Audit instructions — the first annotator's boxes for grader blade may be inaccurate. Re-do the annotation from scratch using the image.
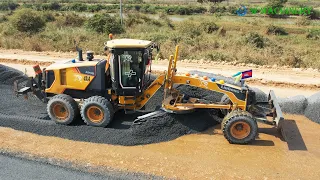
[251,90,285,138]
[269,90,284,130]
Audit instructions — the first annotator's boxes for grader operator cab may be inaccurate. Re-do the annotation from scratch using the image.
[14,38,284,145]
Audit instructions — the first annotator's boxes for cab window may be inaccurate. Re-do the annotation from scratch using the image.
[118,50,142,88]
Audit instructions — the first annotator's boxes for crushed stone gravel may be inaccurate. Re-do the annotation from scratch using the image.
[1,64,319,146]
[304,92,320,124]
[278,95,307,115]
[249,87,268,102]
[0,64,219,146]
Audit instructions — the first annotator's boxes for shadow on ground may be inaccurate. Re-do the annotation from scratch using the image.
[259,119,307,151]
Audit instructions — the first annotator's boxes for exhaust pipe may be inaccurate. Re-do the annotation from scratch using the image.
[78,49,83,61]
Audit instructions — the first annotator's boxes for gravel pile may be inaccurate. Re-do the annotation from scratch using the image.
[278,95,307,115]
[304,92,320,124]
[0,65,28,85]
[176,85,225,103]
[250,87,268,102]
[0,64,218,146]
[143,75,164,111]
[1,64,319,146]
[0,85,49,120]
[131,109,219,139]
[0,65,48,119]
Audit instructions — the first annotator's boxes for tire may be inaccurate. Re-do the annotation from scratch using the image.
[207,109,223,123]
[221,110,233,125]
[81,96,114,127]
[47,94,79,125]
[220,94,232,116]
[222,110,258,144]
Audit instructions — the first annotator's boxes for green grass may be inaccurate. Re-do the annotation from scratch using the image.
[0,8,319,69]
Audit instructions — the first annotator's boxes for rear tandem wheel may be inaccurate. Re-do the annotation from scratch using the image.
[80,96,114,127]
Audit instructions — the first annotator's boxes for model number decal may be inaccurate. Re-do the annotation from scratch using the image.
[84,76,91,81]
[74,74,82,82]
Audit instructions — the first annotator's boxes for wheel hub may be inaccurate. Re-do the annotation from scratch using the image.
[235,124,244,131]
[87,106,104,123]
[230,121,251,139]
[52,103,69,120]
[94,109,101,116]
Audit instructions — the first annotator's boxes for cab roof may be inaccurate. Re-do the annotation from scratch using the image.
[106,39,153,48]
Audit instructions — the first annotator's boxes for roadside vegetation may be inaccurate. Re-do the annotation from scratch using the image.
[1,0,320,17]
[0,0,319,69]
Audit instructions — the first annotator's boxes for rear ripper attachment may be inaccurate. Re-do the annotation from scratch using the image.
[13,64,47,103]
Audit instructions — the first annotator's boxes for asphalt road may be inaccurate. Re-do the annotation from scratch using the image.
[0,154,132,180]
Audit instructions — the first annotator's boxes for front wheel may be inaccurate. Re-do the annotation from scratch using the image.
[222,110,258,144]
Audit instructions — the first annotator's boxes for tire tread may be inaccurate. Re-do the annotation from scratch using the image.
[222,110,257,144]
[80,96,114,127]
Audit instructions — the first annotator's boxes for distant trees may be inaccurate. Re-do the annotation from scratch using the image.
[10,9,46,34]
[0,2,19,11]
[197,0,226,3]
[85,14,124,34]
[267,0,288,9]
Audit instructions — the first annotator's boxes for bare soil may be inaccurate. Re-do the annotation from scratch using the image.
[0,114,320,179]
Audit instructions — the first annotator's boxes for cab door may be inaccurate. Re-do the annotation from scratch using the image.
[141,48,152,90]
[109,49,144,96]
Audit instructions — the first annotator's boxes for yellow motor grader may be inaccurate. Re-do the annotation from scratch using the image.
[14,38,284,144]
